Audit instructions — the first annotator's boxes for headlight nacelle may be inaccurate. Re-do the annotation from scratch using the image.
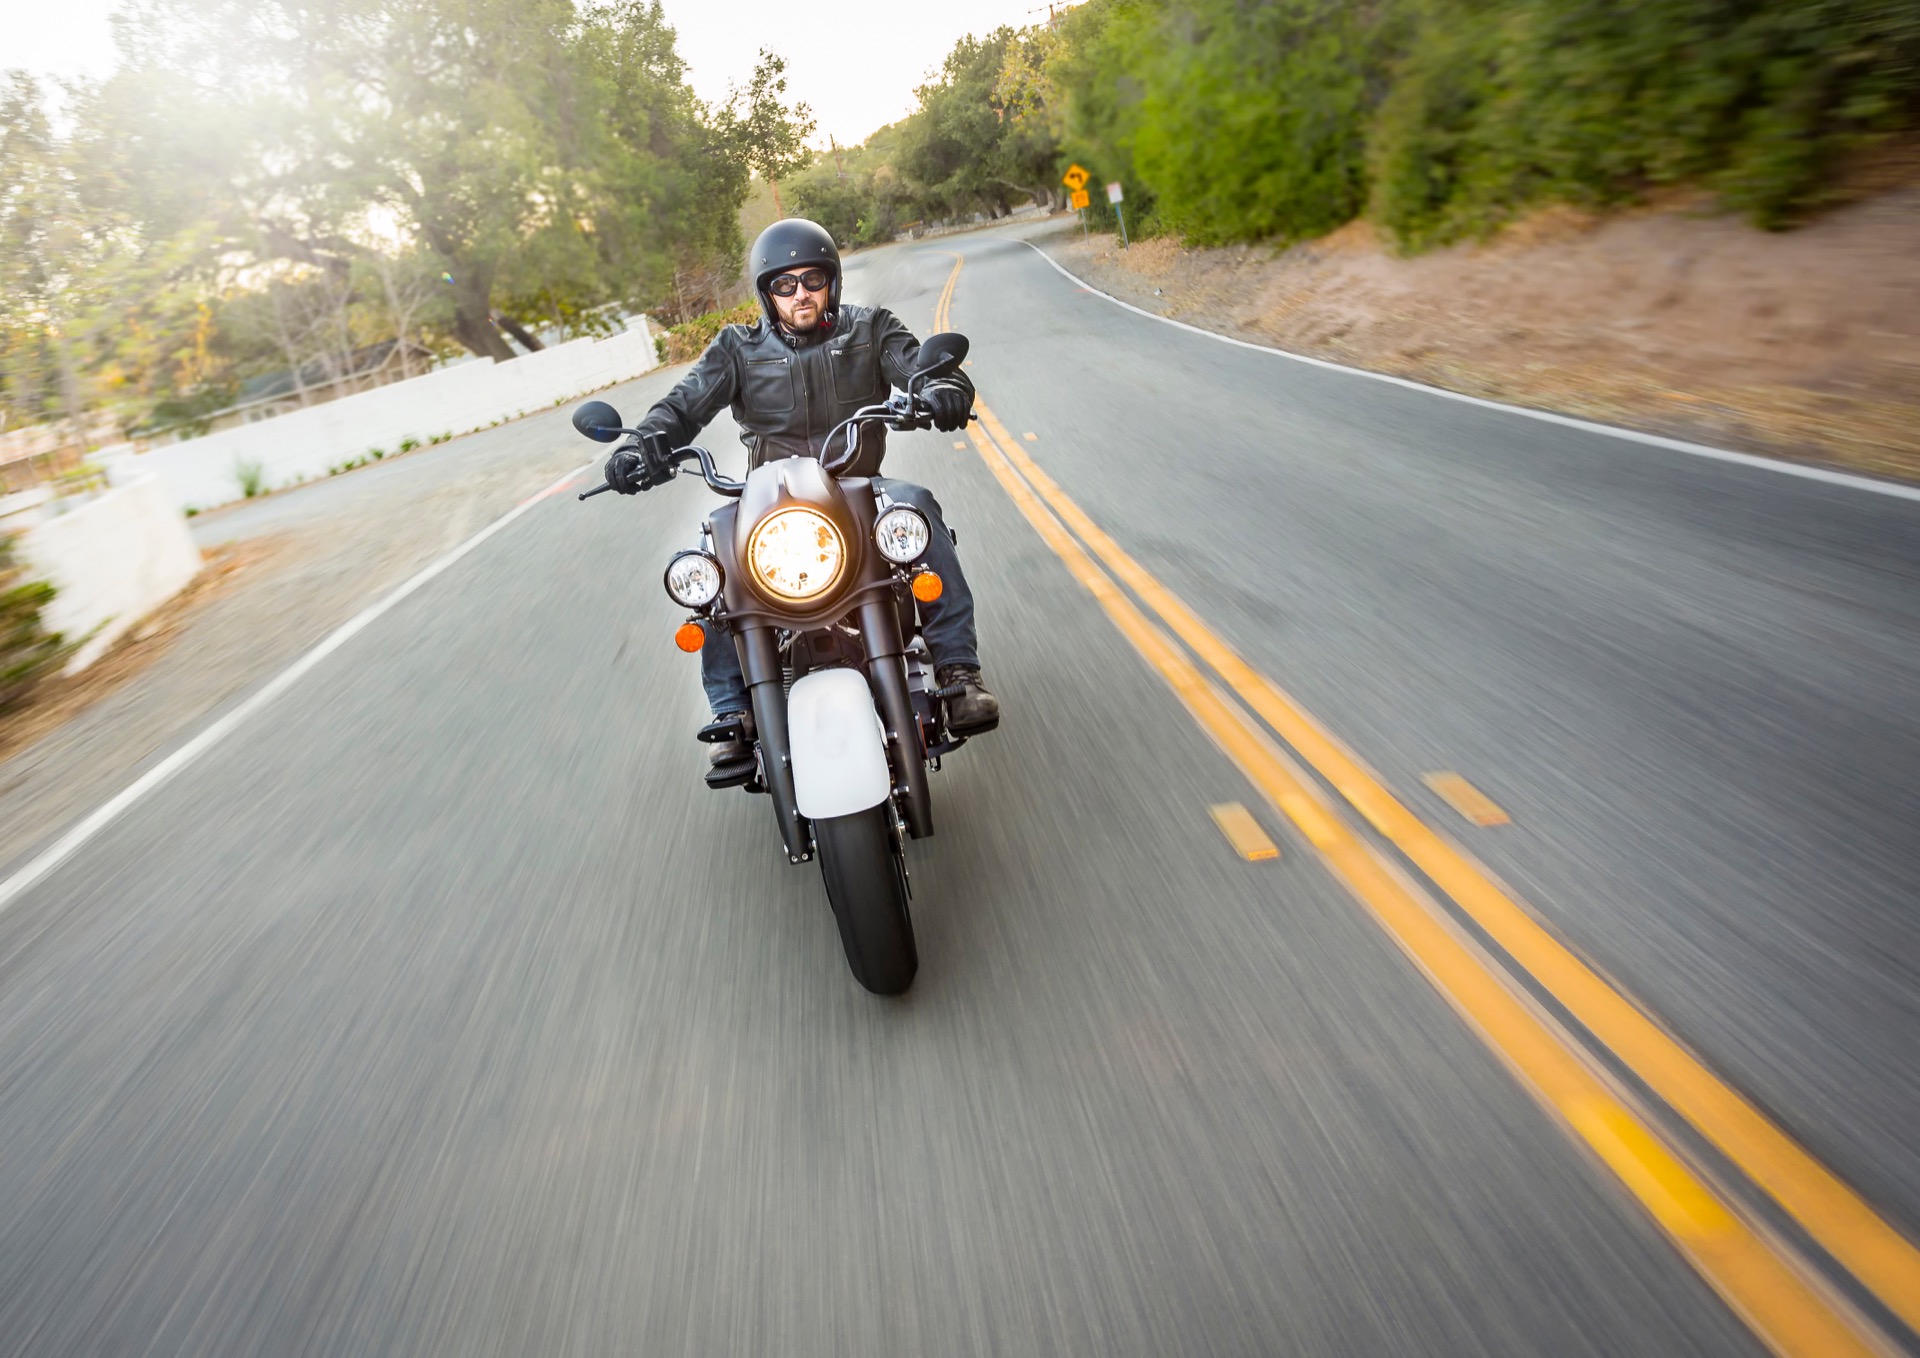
[746,507,847,603]
[874,505,932,564]
[664,550,724,608]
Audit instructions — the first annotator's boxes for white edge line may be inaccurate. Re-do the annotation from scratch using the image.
[1012,238,1920,505]
[0,462,596,917]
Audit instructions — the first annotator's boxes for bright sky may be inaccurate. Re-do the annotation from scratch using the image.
[2,0,1055,145]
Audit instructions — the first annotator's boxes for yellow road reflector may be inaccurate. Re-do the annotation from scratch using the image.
[1023,432,1038,441]
[1209,803,1280,861]
[1424,772,1511,826]
[953,441,967,450]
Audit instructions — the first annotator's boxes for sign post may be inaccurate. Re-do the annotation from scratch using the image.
[1062,164,1091,242]
[1106,181,1128,249]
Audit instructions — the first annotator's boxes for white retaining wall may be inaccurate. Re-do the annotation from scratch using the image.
[22,476,203,674]
[105,320,658,511]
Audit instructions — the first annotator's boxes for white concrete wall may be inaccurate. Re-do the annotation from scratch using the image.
[105,319,658,512]
[21,476,203,674]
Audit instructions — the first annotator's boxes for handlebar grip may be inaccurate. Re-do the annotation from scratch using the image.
[578,482,615,500]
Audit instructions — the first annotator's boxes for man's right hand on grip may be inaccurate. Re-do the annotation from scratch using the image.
[605,431,678,495]
[604,447,645,494]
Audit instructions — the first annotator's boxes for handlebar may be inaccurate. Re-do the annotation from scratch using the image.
[581,391,975,501]
[820,390,975,476]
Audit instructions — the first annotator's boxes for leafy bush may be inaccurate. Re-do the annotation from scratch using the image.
[234,459,268,498]
[808,0,1920,254]
[0,535,64,710]
[1371,0,1920,245]
[661,300,761,364]
[1131,0,1390,244]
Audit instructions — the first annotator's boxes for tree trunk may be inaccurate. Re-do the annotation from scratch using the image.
[492,311,545,353]
[770,177,785,218]
[447,271,516,362]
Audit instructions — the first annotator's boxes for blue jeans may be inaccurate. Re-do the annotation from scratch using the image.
[702,477,979,716]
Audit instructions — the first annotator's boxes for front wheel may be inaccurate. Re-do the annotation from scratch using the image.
[815,805,917,995]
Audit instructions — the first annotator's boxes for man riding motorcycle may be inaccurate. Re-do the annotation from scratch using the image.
[603,218,1000,779]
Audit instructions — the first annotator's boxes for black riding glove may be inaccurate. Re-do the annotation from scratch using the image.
[925,382,972,433]
[604,448,645,494]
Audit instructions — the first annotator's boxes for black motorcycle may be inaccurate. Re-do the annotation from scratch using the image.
[572,332,988,995]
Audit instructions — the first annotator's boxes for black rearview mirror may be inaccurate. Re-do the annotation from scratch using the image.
[913,332,969,382]
[572,400,625,443]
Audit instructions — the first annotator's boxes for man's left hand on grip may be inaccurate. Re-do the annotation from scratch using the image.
[925,383,972,433]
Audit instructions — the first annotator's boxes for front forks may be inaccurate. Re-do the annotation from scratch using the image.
[857,599,935,841]
[733,597,937,867]
[740,627,811,864]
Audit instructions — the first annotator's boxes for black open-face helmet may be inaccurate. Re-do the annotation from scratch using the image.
[750,218,841,332]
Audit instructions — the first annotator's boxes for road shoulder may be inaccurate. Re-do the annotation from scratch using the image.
[1010,191,1920,484]
[0,374,677,878]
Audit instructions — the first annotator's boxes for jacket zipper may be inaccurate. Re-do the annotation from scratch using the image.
[800,351,812,457]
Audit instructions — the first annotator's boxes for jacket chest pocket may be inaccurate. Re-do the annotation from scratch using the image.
[741,354,796,412]
[829,343,883,405]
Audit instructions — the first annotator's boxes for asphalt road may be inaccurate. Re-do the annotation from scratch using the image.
[0,228,1914,1356]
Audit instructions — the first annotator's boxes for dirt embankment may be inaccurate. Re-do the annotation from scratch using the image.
[1046,187,1920,481]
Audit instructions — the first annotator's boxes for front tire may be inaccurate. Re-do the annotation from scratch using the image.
[815,805,917,995]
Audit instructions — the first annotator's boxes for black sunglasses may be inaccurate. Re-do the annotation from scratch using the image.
[766,267,832,297]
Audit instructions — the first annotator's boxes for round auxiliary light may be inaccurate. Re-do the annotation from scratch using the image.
[746,507,846,603]
[874,505,932,564]
[664,551,724,608]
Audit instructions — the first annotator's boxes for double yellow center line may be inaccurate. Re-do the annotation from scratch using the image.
[931,251,1919,1356]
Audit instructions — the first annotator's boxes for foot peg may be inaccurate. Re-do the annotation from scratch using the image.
[946,711,999,737]
[705,758,757,790]
[700,711,756,789]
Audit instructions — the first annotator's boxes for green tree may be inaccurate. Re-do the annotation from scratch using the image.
[109,0,740,359]
[716,50,817,219]
[0,71,216,436]
[1131,0,1390,245]
[578,0,748,320]
[896,30,1046,219]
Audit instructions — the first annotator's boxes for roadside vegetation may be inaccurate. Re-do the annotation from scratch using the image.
[660,301,762,365]
[790,0,1920,250]
[5,0,1914,454]
[0,533,63,711]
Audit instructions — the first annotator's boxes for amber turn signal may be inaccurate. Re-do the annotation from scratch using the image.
[674,621,706,653]
[911,570,943,603]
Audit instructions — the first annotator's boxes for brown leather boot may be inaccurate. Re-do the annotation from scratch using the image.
[701,712,756,786]
[936,665,1000,735]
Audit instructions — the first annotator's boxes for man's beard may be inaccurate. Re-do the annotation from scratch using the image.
[782,300,823,332]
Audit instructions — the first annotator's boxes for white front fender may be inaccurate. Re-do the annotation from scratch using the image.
[787,668,892,820]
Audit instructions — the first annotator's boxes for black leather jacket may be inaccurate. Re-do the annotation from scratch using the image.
[636,303,975,478]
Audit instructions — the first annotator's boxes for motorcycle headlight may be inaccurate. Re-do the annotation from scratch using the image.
[746,507,846,603]
[664,550,724,608]
[874,505,931,564]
